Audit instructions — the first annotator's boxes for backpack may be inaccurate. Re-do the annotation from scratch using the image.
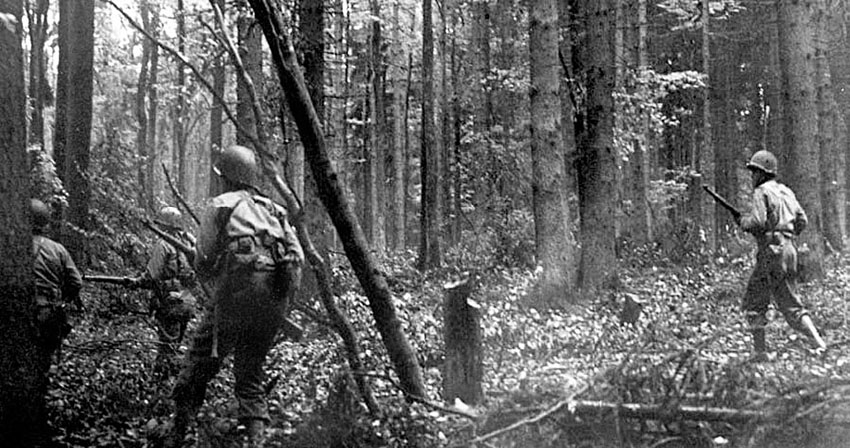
[222,194,291,276]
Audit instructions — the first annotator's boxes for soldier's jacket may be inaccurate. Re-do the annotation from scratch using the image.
[33,235,82,306]
[146,232,196,293]
[195,190,303,281]
[740,179,807,251]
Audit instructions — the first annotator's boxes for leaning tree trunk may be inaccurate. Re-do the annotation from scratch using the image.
[248,0,426,398]
[779,0,825,278]
[0,1,44,443]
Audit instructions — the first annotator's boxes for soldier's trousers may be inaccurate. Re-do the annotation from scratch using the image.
[743,234,808,332]
[171,270,287,422]
[154,291,194,357]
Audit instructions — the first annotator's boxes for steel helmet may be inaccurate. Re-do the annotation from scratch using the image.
[746,150,778,175]
[30,198,50,231]
[159,206,183,229]
[215,145,257,187]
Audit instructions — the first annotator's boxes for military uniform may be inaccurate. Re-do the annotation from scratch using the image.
[739,150,825,355]
[740,179,809,332]
[33,234,83,363]
[169,188,303,443]
[139,232,196,366]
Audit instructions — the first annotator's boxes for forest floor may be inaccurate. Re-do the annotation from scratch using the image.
[47,243,850,448]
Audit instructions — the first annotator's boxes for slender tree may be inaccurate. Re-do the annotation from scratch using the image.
[391,0,406,250]
[174,0,187,195]
[0,0,45,443]
[701,0,715,251]
[209,0,225,195]
[420,0,442,269]
[26,0,49,145]
[236,9,261,146]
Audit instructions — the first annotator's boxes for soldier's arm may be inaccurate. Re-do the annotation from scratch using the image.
[195,204,228,279]
[62,247,84,309]
[740,189,768,235]
[793,197,808,235]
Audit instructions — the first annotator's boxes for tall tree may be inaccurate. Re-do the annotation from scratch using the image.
[174,0,187,195]
[237,8,261,146]
[0,0,45,443]
[574,0,617,292]
[367,0,387,253]
[144,0,160,211]
[701,0,716,251]
[779,0,825,277]
[26,0,49,145]
[53,0,70,178]
[62,0,95,261]
[209,0,225,195]
[390,0,406,250]
[530,0,574,301]
[420,0,442,269]
[136,1,152,208]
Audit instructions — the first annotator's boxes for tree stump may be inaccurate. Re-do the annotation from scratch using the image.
[442,277,483,405]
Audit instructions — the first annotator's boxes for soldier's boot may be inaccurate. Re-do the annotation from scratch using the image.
[242,419,266,447]
[751,328,769,362]
[162,407,191,448]
[800,315,827,352]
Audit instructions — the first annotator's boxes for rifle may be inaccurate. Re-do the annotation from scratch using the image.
[84,274,135,287]
[141,217,196,263]
[702,185,741,220]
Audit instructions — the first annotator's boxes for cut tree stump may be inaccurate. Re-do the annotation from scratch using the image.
[443,276,483,405]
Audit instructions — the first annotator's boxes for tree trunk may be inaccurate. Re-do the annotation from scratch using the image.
[575,0,617,292]
[420,0,442,270]
[442,278,482,405]
[701,0,716,252]
[368,0,386,254]
[136,2,150,208]
[814,1,845,251]
[248,0,426,398]
[209,0,225,196]
[440,0,453,245]
[237,11,261,146]
[0,2,45,443]
[174,0,187,196]
[54,0,70,178]
[779,0,825,278]
[633,0,652,242]
[26,0,49,146]
[530,0,574,303]
[145,0,160,212]
[63,0,95,262]
[391,0,406,250]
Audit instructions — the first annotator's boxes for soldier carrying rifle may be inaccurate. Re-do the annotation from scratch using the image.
[87,206,197,376]
[705,150,827,360]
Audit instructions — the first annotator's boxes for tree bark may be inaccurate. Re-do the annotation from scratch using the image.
[54,0,70,179]
[174,0,187,196]
[26,0,49,146]
[209,0,225,196]
[779,0,825,278]
[0,0,45,443]
[419,0,442,270]
[145,0,160,212]
[530,0,574,302]
[574,0,618,292]
[248,0,426,398]
[701,0,716,252]
[391,0,406,250]
[237,10,261,146]
[63,0,94,262]
[368,0,386,253]
[136,2,151,208]
[442,278,482,405]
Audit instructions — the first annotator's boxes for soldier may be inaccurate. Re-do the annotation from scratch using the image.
[738,150,827,359]
[130,206,197,375]
[163,145,303,447]
[31,198,83,375]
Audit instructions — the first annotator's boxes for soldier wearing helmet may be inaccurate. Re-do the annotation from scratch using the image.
[164,145,303,447]
[738,150,826,359]
[30,198,82,382]
[130,205,197,375]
